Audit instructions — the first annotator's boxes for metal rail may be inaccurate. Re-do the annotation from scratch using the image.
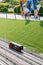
[0,54,15,65]
[0,48,24,65]
[0,39,43,59]
[0,43,43,65]
[0,44,32,65]
[23,47,43,59]
[0,58,9,65]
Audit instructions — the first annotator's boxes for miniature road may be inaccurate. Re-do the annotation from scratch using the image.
[0,13,43,20]
[0,40,43,65]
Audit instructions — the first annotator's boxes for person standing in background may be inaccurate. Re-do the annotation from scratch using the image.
[32,0,39,19]
[22,3,30,18]
[26,0,31,14]
[20,0,24,15]
[26,0,39,19]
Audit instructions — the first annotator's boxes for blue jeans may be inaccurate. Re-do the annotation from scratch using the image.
[32,0,37,10]
[26,1,31,12]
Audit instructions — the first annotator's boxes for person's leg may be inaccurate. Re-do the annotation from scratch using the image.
[20,1,23,15]
[26,1,31,12]
[26,1,31,19]
[34,10,38,16]
[25,12,30,18]
[20,7,23,15]
[33,0,39,19]
[25,13,30,24]
[33,0,38,16]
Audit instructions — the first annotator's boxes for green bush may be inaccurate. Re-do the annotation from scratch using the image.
[0,7,8,12]
[0,3,9,7]
[14,5,20,13]
[0,3,12,12]
[14,1,19,5]
[38,6,43,16]
[8,8,14,13]
[0,3,8,12]
[3,7,8,12]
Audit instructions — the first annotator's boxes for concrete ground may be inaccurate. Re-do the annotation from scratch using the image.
[0,13,43,20]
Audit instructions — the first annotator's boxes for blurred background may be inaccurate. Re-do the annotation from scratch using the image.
[0,0,43,16]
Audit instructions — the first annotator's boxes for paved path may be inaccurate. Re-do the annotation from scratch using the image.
[0,13,43,20]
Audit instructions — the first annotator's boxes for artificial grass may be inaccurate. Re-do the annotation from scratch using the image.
[0,18,43,53]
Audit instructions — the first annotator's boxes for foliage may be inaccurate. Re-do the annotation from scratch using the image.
[40,0,43,6]
[0,3,8,12]
[8,8,14,13]
[1,0,43,14]
[38,6,43,16]
[0,2,13,12]
[14,5,20,13]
